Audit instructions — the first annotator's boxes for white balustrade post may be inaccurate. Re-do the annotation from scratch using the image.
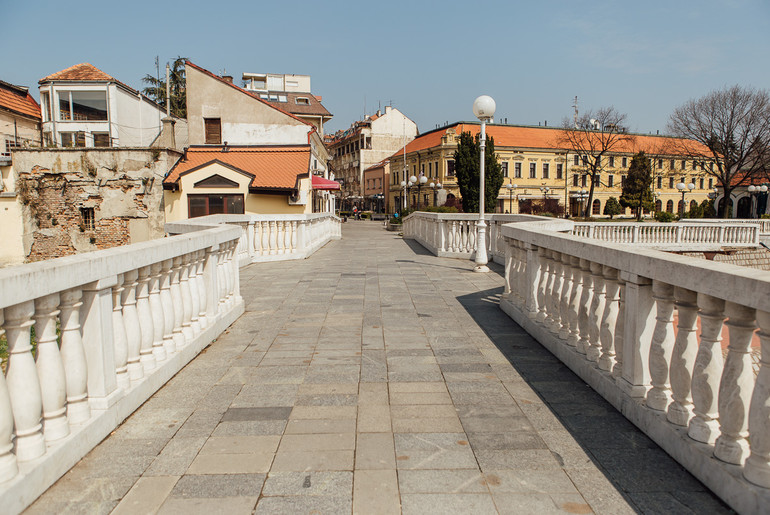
[503,241,513,297]
[647,280,676,411]
[537,249,551,324]
[259,220,268,255]
[689,293,726,444]
[188,255,201,336]
[231,240,242,304]
[136,266,156,372]
[269,220,278,255]
[59,288,90,424]
[80,278,119,409]
[148,263,167,362]
[112,276,130,390]
[525,244,540,318]
[598,266,620,372]
[170,257,186,349]
[159,259,177,355]
[0,309,18,481]
[714,302,756,465]
[216,244,227,313]
[613,277,626,379]
[204,246,220,322]
[548,252,563,334]
[586,261,605,362]
[291,220,298,254]
[121,270,143,382]
[34,293,70,442]
[5,300,45,461]
[667,287,699,426]
[179,254,194,342]
[617,272,655,398]
[224,241,235,309]
[566,256,582,347]
[558,255,573,341]
[744,310,770,487]
[195,251,208,329]
[576,259,593,355]
[247,220,256,261]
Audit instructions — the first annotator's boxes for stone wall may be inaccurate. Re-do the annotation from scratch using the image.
[11,148,181,262]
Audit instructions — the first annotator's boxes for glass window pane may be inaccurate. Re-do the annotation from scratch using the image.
[208,195,225,214]
[226,195,244,214]
[189,197,207,218]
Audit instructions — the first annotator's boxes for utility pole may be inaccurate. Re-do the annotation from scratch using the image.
[165,63,171,117]
[572,96,579,129]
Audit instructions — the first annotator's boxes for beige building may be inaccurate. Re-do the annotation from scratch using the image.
[388,122,714,217]
[363,159,389,213]
[326,106,417,209]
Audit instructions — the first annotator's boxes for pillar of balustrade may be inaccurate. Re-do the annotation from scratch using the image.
[617,272,655,398]
[689,293,726,444]
[667,287,698,426]
[576,259,593,355]
[646,280,676,411]
[258,221,267,255]
[586,261,606,362]
[203,246,220,323]
[537,249,552,324]
[216,244,226,313]
[230,240,242,305]
[558,255,573,341]
[159,259,177,355]
[179,254,195,342]
[223,241,235,309]
[170,257,186,349]
[196,250,209,329]
[513,242,525,306]
[5,300,45,461]
[136,266,156,372]
[291,221,298,254]
[112,276,130,390]
[714,302,756,465]
[744,309,770,487]
[0,309,18,482]
[525,244,540,319]
[598,266,621,372]
[148,262,167,362]
[59,288,90,424]
[566,256,582,347]
[269,220,278,255]
[121,270,143,382]
[80,278,119,409]
[246,221,256,260]
[34,293,70,442]
[448,221,456,252]
[613,278,626,380]
[503,241,513,298]
[468,222,476,254]
[188,255,201,336]
[276,221,285,254]
[547,252,563,334]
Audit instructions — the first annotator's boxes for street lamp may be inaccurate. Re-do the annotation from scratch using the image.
[429,181,443,206]
[575,188,589,217]
[400,180,407,211]
[417,175,428,209]
[748,184,769,218]
[472,95,495,273]
[505,182,517,213]
[676,182,695,217]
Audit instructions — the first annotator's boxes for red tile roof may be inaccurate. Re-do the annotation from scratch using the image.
[390,123,711,159]
[40,63,116,83]
[0,80,41,120]
[164,146,310,191]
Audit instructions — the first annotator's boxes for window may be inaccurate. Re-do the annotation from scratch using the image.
[658,159,663,169]
[609,156,615,167]
[573,155,579,166]
[573,174,579,187]
[188,194,244,218]
[621,175,626,187]
[669,177,675,189]
[204,118,222,144]
[428,162,432,177]
[514,162,521,178]
[670,159,675,170]
[709,162,714,171]
[699,178,704,189]
[657,176,662,189]
[582,156,588,166]
[80,207,95,230]
[681,160,687,170]
[58,90,108,121]
[529,163,536,178]
[93,133,110,147]
[447,160,455,176]
[622,157,628,168]
[41,92,51,122]
[502,162,509,177]
[581,175,587,187]
[608,175,614,187]
[592,199,601,215]
[666,199,674,213]
[60,132,85,147]
[421,164,424,175]
[709,178,713,189]
[556,164,563,179]
[542,163,549,179]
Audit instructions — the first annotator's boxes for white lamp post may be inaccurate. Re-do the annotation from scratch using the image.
[400,180,407,211]
[430,182,443,206]
[472,95,496,273]
[418,174,428,209]
[676,182,695,217]
[505,182,517,213]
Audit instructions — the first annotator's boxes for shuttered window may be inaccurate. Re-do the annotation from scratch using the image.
[204,118,221,144]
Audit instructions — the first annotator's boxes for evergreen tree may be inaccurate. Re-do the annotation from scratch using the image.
[453,131,503,213]
[603,197,623,219]
[620,151,654,221]
[142,57,187,118]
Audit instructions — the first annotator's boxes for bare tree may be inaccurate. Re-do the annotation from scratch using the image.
[557,107,632,217]
[667,85,770,217]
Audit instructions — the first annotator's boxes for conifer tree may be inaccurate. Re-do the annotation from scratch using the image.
[620,151,654,221]
[453,131,503,213]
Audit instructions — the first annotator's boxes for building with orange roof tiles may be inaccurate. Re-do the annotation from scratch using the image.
[388,122,718,218]
[0,79,41,167]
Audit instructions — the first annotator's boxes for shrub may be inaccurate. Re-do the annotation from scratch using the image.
[424,205,459,213]
[655,211,676,222]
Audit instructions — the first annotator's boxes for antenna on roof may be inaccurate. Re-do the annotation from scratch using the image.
[572,96,578,129]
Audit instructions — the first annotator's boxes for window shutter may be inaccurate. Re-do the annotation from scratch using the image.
[204,118,221,144]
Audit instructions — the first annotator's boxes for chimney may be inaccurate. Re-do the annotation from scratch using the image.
[385,106,392,114]
[222,75,234,84]
[159,117,176,149]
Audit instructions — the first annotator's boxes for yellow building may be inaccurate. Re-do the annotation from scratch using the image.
[388,122,715,217]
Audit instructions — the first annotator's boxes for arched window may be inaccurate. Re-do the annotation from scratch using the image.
[592,199,601,215]
[678,200,685,214]
[666,200,674,213]
[655,199,662,212]
[737,196,752,218]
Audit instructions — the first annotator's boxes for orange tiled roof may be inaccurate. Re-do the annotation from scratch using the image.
[164,146,310,191]
[40,63,116,83]
[390,123,711,159]
[0,80,41,120]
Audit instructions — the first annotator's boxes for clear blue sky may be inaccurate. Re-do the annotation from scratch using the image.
[4,0,769,136]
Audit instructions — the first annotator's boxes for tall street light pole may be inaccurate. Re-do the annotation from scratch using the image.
[472,95,495,273]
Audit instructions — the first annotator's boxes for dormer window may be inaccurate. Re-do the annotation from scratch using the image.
[295,97,310,105]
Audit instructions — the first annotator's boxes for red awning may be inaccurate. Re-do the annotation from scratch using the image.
[312,175,341,190]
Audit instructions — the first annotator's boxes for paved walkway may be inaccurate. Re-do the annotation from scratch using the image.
[27,222,729,514]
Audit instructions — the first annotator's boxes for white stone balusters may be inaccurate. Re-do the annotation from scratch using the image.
[34,293,69,442]
[558,255,573,341]
[576,259,593,355]
[744,310,770,487]
[647,280,676,411]
[536,249,551,324]
[226,241,236,308]
[613,277,625,379]
[548,252,563,334]
[59,288,90,424]
[586,262,605,362]
[689,294,725,444]
[667,288,699,426]
[4,301,45,461]
[159,259,177,355]
[0,309,18,482]
[503,242,513,298]
[598,267,620,372]
[217,244,227,313]
[448,221,456,252]
[179,254,194,342]
[188,255,201,336]
[149,262,167,361]
[269,221,278,255]
[566,256,582,347]
[170,257,186,349]
[525,244,540,319]
[121,270,143,381]
[196,250,209,329]
[277,221,285,255]
[714,302,756,465]
[112,275,130,390]
[291,221,298,254]
[260,221,268,255]
[136,266,156,372]
[617,273,655,399]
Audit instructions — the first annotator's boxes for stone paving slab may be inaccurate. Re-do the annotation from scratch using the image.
[26,222,732,514]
